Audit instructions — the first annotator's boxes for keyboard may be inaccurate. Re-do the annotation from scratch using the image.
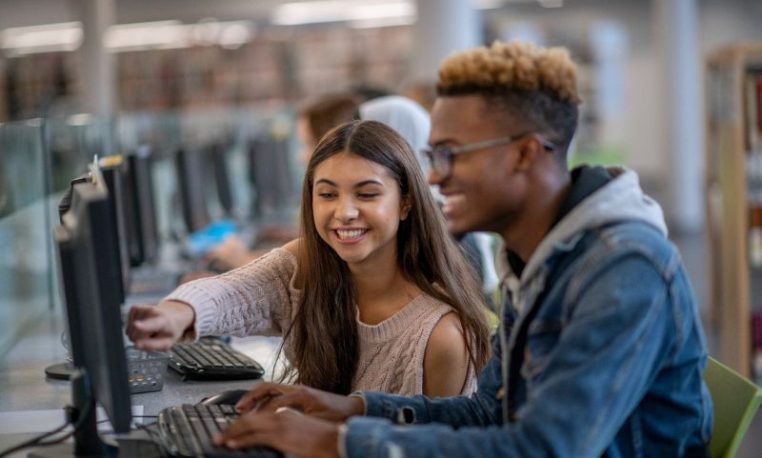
[157,403,281,458]
[169,339,265,381]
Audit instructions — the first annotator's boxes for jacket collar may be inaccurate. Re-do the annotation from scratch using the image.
[497,166,667,297]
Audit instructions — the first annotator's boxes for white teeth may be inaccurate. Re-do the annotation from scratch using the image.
[444,194,465,205]
[337,229,366,240]
[442,194,465,215]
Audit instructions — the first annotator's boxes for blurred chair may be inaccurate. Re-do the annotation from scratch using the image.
[704,357,762,458]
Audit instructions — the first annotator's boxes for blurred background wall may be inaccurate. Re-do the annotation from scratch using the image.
[0,0,761,233]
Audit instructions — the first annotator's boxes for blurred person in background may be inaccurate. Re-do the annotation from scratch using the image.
[296,93,363,166]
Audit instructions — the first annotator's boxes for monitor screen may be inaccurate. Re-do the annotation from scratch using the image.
[208,141,235,218]
[247,135,295,217]
[117,156,143,268]
[55,177,131,434]
[98,148,161,270]
[175,147,211,233]
[98,156,130,303]
[125,146,159,265]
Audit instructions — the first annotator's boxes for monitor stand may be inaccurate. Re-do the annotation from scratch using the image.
[44,362,75,381]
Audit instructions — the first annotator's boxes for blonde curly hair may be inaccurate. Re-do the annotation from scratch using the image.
[437,40,580,104]
[436,40,580,152]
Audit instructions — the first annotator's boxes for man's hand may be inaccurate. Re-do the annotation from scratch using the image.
[236,382,364,422]
[215,408,341,458]
[125,301,195,351]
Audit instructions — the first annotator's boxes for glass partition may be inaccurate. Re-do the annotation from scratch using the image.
[0,115,115,360]
[0,107,300,361]
[0,119,51,359]
[46,115,115,195]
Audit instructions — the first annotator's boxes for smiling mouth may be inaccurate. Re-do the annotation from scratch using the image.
[335,229,368,240]
[442,194,466,215]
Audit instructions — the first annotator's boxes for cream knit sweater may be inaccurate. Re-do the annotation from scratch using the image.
[166,248,476,396]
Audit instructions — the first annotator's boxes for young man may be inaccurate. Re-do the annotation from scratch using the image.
[216,40,712,457]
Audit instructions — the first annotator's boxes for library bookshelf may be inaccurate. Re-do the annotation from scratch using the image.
[705,44,762,380]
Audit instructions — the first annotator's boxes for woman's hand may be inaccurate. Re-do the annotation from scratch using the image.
[236,382,364,422]
[215,408,341,458]
[125,301,196,351]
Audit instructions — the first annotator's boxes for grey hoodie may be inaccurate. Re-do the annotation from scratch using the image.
[497,166,668,311]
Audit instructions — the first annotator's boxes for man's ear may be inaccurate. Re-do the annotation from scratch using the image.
[400,196,412,221]
[515,136,544,172]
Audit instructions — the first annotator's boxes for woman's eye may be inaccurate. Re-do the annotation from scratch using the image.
[317,192,336,199]
[358,193,379,199]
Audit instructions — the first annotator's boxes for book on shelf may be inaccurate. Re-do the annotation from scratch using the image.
[745,71,762,153]
[758,73,762,134]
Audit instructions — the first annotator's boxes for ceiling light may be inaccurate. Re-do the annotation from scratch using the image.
[272,0,415,26]
[104,21,187,51]
[350,15,416,29]
[217,22,253,49]
[104,20,254,52]
[1,22,82,56]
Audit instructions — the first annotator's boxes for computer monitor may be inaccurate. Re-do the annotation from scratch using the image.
[45,163,130,382]
[98,149,160,269]
[98,157,129,303]
[118,155,143,268]
[175,147,211,234]
[48,177,131,455]
[208,141,235,219]
[247,135,295,218]
[125,146,159,265]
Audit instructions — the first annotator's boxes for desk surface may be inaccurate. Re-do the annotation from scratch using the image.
[0,312,281,456]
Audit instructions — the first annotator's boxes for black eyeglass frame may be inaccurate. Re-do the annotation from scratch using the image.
[422,133,556,179]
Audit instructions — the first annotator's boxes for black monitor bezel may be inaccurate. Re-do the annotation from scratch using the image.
[56,179,132,434]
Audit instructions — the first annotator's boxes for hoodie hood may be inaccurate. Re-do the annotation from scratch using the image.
[497,166,667,291]
[359,95,444,204]
[359,95,431,168]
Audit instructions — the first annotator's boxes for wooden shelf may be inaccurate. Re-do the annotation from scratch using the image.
[705,44,762,378]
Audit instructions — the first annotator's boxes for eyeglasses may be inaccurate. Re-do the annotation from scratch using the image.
[421,133,556,179]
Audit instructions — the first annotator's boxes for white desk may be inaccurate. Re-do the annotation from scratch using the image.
[0,313,281,457]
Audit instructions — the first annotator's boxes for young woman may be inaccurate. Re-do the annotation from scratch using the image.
[127,120,490,396]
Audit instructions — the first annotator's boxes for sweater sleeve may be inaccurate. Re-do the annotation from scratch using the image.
[164,248,299,339]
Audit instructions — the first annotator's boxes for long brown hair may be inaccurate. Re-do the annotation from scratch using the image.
[281,120,490,394]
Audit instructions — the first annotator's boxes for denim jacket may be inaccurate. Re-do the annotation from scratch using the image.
[343,168,712,457]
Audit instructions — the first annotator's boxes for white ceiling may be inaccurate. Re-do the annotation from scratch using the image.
[0,0,410,30]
